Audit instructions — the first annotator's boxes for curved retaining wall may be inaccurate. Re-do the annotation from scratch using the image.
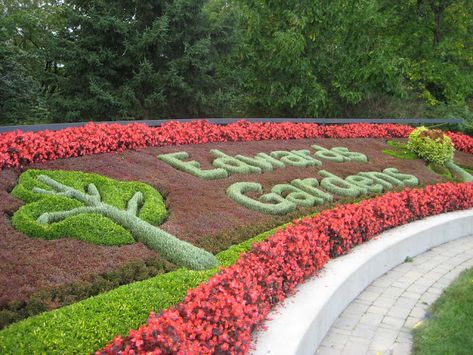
[251,208,473,355]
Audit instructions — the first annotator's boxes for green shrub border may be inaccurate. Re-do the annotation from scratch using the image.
[0,256,175,330]
[0,225,283,354]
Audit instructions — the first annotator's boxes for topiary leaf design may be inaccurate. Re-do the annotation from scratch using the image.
[11,169,218,270]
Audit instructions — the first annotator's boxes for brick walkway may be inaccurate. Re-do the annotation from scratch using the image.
[316,234,473,355]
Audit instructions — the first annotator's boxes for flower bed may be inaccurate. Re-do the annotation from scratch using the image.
[1,120,473,353]
[98,182,473,354]
[2,121,473,169]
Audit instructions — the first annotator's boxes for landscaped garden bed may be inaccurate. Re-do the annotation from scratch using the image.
[1,121,473,353]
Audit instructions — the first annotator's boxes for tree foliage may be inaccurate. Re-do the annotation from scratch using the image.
[235,0,409,116]
[0,0,472,124]
[0,0,63,123]
[384,0,473,105]
[51,0,236,121]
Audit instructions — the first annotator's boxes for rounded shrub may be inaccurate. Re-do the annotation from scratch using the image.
[407,127,454,164]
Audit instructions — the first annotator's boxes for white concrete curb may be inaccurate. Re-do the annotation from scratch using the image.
[251,208,473,355]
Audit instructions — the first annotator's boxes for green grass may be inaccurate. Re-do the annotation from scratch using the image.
[0,225,284,354]
[382,140,418,160]
[11,169,168,245]
[413,268,473,355]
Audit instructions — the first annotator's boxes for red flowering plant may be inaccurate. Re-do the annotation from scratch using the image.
[98,182,473,354]
[2,121,473,169]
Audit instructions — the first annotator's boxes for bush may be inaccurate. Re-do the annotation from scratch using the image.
[407,126,455,164]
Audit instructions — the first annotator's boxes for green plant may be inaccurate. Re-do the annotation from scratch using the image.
[445,161,473,183]
[234,153,285,171]
[406,127,473,182]
[271,183,323,207]
[12,170,218,270]
[383,168,420,186]
[460,165,473,175]
[383,140,418,160]
[345,175,384,193]
[0,224,284,354]
[407,127,454,164]
[226,169,419,215]
[158,145,368,181]
[332,147,369,162]
[428,162,457,182]
[0,257,174,330]
[312,145,346,162]
[211,149,264,174]
[269,150,321,167]
[291,178,334,203]
[319,170,365,197]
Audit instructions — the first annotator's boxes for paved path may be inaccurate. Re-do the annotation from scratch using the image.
[316,234,473,355]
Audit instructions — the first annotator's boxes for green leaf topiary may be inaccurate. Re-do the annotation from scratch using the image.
[11,170,218,270]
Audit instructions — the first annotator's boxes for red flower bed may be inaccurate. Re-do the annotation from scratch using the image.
[98,182,473,354]
[2,120,473,169]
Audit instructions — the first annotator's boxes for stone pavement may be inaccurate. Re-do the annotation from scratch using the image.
[315,234,473,355]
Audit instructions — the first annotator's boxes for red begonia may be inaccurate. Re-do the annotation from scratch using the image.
[2,121,473,169]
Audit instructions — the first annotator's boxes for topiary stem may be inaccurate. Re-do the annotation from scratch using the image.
[445,160,473,183]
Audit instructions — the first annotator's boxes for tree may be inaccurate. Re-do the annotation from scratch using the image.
[0,39,43,124]
[0,0,67,123]
[50,0,236,121]
[234,0,407,117]
[382,0,473,105]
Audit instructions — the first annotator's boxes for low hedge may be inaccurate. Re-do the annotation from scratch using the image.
[0,256,175,330]
[0,226,280,354]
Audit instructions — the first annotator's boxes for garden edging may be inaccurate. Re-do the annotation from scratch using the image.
[251,208,473,355]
